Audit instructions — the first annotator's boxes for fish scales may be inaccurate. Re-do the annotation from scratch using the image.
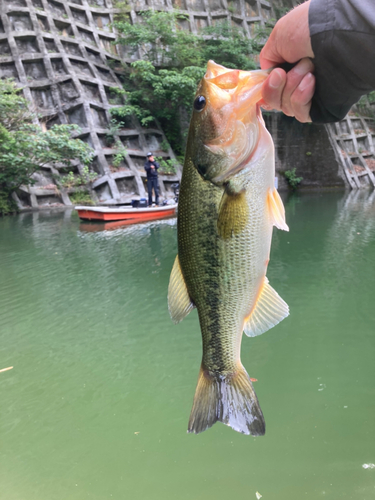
[179,156,271,372]
[168,61,289,436]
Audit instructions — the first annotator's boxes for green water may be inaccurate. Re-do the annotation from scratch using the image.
[1,191,374,500]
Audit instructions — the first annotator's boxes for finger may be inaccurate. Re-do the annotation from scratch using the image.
[281,58,315,116]
[261,68,287,111]
[259,101,273,111]
[291,72,315,123]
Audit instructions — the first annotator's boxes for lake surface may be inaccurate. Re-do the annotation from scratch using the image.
[1,191,374,500]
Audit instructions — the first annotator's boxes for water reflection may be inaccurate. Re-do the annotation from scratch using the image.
[326,189,375,253]
[79,215,177,233]
[1,193,374,500]
[149,226,163,267]
[324,190,375,331]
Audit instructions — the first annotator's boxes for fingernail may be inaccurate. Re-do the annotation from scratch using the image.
[269,70,282,89]
[294,58,314,75]
[298,72,314,92]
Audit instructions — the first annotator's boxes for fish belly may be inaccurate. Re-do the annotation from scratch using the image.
[178,155,273,373]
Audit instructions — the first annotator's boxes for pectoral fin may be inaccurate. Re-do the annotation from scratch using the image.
[267,188,289,231]
[217,190,248,240]
[244,277,289,337]
[168,255,195,324]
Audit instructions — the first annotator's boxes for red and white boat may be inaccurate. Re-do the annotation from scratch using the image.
[75,204,177,223]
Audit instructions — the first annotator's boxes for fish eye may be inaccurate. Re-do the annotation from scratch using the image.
[194,95,206,112]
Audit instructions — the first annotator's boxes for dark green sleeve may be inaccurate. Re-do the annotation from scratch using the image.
[309,0,375,123]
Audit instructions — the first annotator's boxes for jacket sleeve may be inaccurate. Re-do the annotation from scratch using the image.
[144,161,151,172]
[154,162,160,170]
[309,0,375,123]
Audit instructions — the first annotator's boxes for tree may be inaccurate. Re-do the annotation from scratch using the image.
[0,79,94,215]
[110,60,205,153]
[114,10,203,69]
[201,21,259,72]
[113,9,260,156]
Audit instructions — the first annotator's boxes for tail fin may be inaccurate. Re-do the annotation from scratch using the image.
[187,365,265,436]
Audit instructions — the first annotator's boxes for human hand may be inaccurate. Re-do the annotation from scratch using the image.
[260,1,315,123]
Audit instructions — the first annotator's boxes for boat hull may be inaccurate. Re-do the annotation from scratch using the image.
[75,205,177,222]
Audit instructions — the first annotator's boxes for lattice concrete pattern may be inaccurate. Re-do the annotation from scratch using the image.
[0,0,289,208]
[3,0,369,209]
[327,116,375,189]
[0,0,183,208]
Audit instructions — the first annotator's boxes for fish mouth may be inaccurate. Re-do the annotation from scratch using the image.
[202,61,270,184]
[204,60,270,112]
[205,60,271,82]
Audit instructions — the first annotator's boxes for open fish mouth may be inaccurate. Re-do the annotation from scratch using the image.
[204,60,271,113]
[201,62,271,184]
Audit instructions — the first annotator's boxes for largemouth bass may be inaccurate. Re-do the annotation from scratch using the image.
[168,60,289,436]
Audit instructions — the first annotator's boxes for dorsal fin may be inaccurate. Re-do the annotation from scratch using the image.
[244,277,289,337]
[168,255,195,324]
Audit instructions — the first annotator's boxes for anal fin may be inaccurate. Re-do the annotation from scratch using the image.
[267,188,289,231]
[244,277,289,337]
[168,255,195,324]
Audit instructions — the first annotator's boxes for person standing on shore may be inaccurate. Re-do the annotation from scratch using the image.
[144,152,160,206]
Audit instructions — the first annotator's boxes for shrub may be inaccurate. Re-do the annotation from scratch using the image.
[284,168,303,190]
[0,79,94,215]
[69,189,94,205]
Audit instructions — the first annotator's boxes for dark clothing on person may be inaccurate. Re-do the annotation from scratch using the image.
[147,177,159,206]
[309,0,375,123]
[144,159,160,178]
[144,159,160,205]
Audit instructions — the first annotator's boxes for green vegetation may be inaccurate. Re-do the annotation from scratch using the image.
[0,79,94,215]
[113,9,262,156]
[155,156,178,175]
[357,91,375,117]
[107,86,125,105]
[105,118,123,146]
[160,139,170,152]
[284,168,303,190]
[112,144,128,168]
[103,118,128,168]
[69,189,94,205]
[58,166,97,189]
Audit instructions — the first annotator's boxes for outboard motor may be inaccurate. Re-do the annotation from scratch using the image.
[172,182,180,203]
